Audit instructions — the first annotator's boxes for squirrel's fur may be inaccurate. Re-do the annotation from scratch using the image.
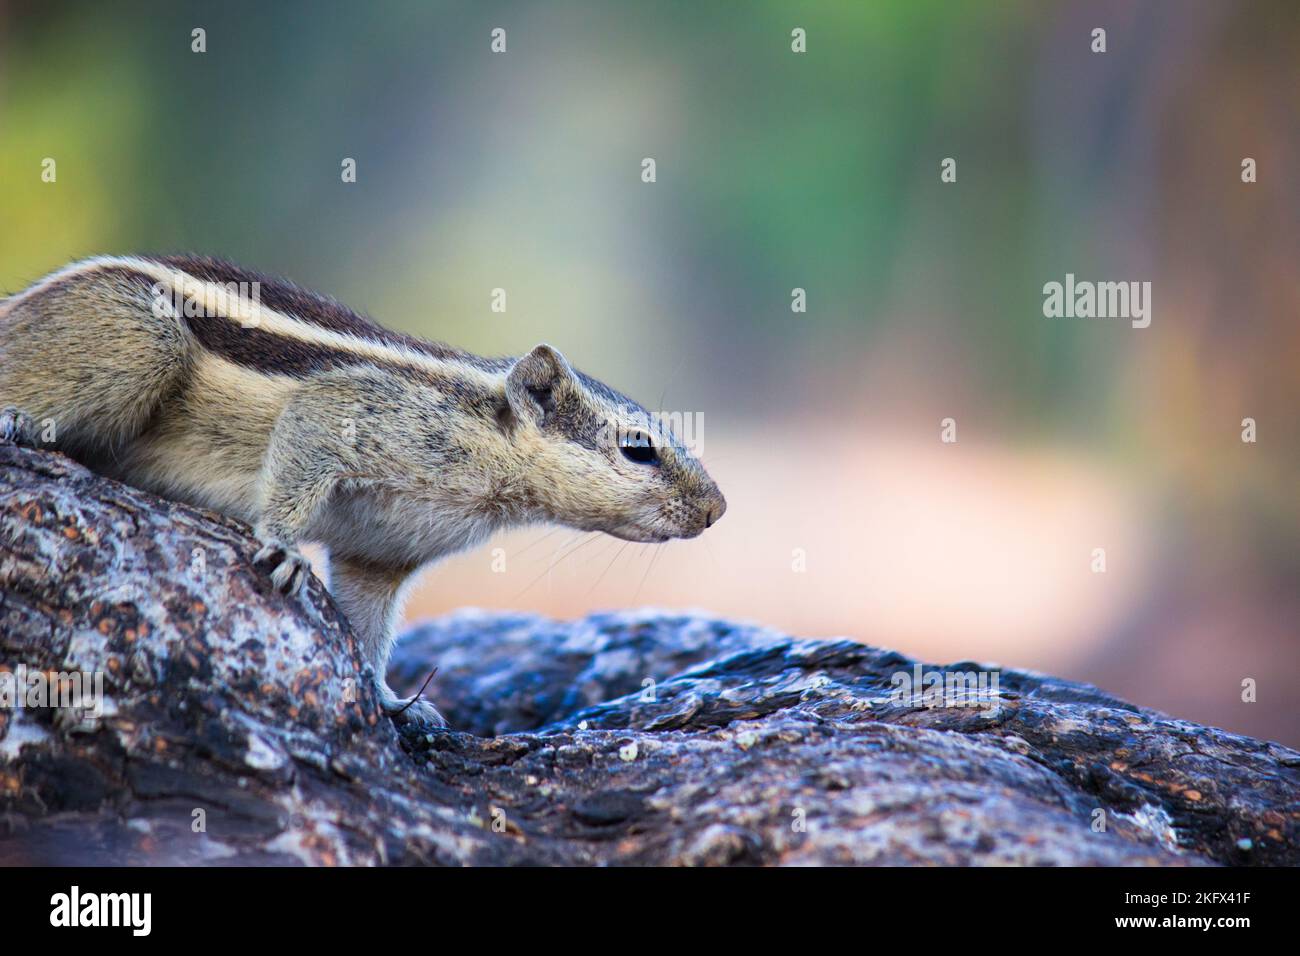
[0,255,725,726]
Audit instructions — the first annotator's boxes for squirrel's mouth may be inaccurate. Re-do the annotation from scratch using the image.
[596,501,720,543]
[606,524,672,544]
[602,506,720,543]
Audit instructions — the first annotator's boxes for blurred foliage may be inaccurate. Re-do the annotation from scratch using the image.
[0,0,1294,465]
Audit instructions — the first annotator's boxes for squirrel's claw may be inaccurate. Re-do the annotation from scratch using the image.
[0,407,40,447]
[253,540,311,596]
[380,688,448,730]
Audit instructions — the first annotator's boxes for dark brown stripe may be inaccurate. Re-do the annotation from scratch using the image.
[75,264,362,379]
[180,312,368,377]
[147,254,509,372]
[83,258,512,416]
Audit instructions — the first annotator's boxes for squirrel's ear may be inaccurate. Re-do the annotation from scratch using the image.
[506,343,574,425]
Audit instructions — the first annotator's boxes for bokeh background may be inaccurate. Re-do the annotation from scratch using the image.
[1,0,1296,745]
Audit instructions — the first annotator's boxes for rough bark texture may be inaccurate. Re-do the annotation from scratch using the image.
[1,442,1296,866]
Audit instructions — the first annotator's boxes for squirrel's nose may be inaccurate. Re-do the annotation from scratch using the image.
[704,495,727,529]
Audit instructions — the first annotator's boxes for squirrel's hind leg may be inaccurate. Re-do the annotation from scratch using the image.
[328,555,446,729]
[0,265,190,457]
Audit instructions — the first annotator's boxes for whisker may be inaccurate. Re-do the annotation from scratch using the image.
[656,354,687,412]
[513,532,600,599]
[577,535,621,568]
[631,543,664,605]
[552,532,606,575]
[509,525,566,562]
[586,540,631,597]
[548,530,601,565]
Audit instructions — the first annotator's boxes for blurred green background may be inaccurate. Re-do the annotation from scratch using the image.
[1,0,1296,744]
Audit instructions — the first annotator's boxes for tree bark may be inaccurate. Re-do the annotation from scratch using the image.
[1,442,1295,865]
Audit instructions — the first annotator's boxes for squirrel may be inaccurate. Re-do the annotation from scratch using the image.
[0,255,726,728]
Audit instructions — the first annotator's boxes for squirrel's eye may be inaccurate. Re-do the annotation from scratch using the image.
[619,431,658,465]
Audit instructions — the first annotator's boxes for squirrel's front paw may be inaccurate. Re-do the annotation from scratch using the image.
[381,692,448,730]
[253,539,311,596]
[0,407,39,447]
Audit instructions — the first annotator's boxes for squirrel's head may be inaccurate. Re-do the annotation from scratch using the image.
[502,343,726,542]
